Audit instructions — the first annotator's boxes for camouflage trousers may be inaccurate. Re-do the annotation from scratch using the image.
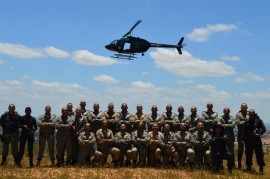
[37,134,55,161]
[131,145,148,167]
[162,146,179,166]
[176,147,195,166]
[77,147,103,166]
[1,133,19,163]
[194,150,212,166]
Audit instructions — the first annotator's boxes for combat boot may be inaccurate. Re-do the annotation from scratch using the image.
[259,166,264,173]
[29,157,34,167]
[155,160,161,168]
[50,159,55,166]
[1,156,7,166]
[36,160,41,167]
[246,166,252,172]
[125,160,131,167]
[113,160,120,168]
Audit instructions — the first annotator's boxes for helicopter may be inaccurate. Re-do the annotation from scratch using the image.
[105,20,184,60]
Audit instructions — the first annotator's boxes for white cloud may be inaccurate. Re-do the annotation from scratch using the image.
[0,42,70,59]
[0,60,7,64]
[71,50,119,66]
[93,75,120,84]
[150,49,236,77]
[234,72,266,83]
[220,55,241,62]
[43,46,70,58]
[131,81,155,88]
[0,42,44,58]
[174,80,194,84]
[187,24,238,42]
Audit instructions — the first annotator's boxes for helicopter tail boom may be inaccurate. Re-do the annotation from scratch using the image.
[150,37,184,54]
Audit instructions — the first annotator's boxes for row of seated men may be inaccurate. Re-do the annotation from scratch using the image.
[0,102,266,174]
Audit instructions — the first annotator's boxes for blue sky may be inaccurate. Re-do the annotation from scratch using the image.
[0,0,269,122]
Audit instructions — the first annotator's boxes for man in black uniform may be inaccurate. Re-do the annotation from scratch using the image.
[210,123,233,173]
[0,104,21,166]
[243,109,266,173]
[18,107,37,167]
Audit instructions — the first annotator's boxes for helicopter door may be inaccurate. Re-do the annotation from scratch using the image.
[123,42,131,51]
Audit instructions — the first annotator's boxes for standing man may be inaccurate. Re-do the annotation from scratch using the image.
[70,107,87,165]
[77,123,102,166]
[147,123,163,167]
[201,102,218,134]
[174,123,195,167]
[80,100,91,122]
[161,104,177,132]
[173,106,187,131]
[131,104,148,131]
[116,103,134,133]
[55,107,73,167]
[89,103,104,134]
[36,105,56,167]
[131,121,148,167]
[192,122,211,167]
[96,120,120,167]
[103,103,118,134]
[235,103,248,169]
[67,103,75,117]
[184,106,202,133]
[0,104,21,166]
[114,123,132,167]
[243,109,266,173]
[147,105,163,131]
[219,107,236,168]
[18,107,37,167]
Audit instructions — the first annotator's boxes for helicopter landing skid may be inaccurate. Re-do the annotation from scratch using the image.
[111,53,137,60]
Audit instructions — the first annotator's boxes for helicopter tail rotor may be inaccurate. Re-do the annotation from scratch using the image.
[122,20,142,37]
[176,37,184,54]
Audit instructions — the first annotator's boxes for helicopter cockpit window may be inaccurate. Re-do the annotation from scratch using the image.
[110,40,117,45]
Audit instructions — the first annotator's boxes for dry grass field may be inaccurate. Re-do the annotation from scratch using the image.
[0,145,269,179]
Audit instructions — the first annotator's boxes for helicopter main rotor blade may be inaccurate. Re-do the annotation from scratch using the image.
[122,20,142,37]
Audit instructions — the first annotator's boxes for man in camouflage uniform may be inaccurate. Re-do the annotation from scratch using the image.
[70,107,87,165]
[174,123,195,167]
[219,107,236,168]
[173,106,187,132]
[36,105,56,167]
[0,104,21,166]
[147,105,163,131]
[89,103,104,134]
[161,104,177,132]
[96,120,120,167]
[55,107,73,167]
[103,103,118,134]
[201,102,218,134]
[116,103,134,133]
[80,100,91,122]
[192,122,211,167]
[77,123,102,166]
[147,123,163,167]
[67,102,75,117]
[160,124,178,167]
[114,123,132,167]
[235,103,248,169]
[18,107,37,167]
[131,121,148,167]
[184,106,202,133]
[131,104,148,131]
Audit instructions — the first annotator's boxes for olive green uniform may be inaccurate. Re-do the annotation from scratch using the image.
[96,128,120,165]
[201,111,218,134]
[131,129,148,167]
[192,130,212,166]
[114,131,132,166]
[174,131,195,166]
[55,116,73,165]
[37,114,56,164]
[77,131,102,166]
[147,131,163,166]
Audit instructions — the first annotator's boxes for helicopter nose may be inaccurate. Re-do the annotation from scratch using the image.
[105,44,111,50]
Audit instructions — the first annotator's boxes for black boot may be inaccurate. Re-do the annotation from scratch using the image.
[1,156,7,166]
[29,158,34,167]
[246,165,252,172]
[36,160,41,167]
[259,166,264,173]
[113,160,120,168]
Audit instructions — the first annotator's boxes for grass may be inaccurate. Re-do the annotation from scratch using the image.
[0,144,269,179]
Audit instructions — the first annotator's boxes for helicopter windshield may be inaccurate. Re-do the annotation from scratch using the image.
[110,40,118,45]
